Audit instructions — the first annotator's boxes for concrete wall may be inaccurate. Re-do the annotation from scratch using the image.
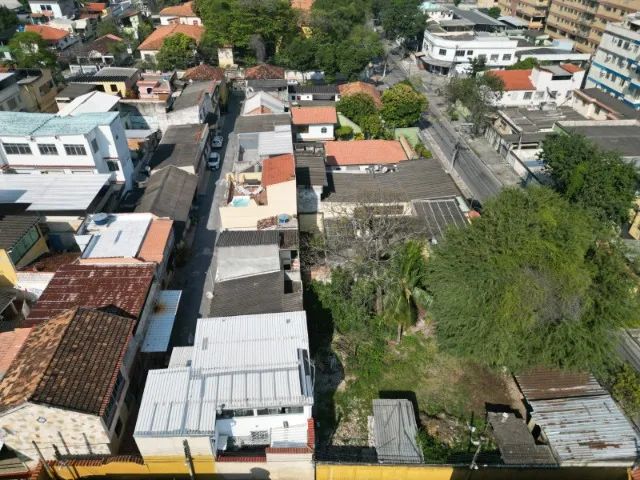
[215,244,280,281]
[215,459,314,480]
[0,249,17,287]
[135,435,214,457]
[215,410,310,438]
[296,124,334,142]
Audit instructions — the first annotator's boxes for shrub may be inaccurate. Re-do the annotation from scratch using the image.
[335,126,354,140]
[415,143,432,159]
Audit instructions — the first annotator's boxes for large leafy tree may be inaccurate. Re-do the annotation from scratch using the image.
[445,73,503,134]
[96,18,121,38]
[379,0,427,47]
[380,82,427,128]
[427,187,640,371]
[540,132,638,224]
[156,33,197,70]
[337,92,377,122]
[8,32,56,68]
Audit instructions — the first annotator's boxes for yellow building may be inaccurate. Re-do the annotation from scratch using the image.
[0,216,48,269]
[497,0,551,30]
[70,66,140,97]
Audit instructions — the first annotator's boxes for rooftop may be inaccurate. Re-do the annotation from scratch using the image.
[26,263,155,326]
[488,69,534,91]
[450,6,505,27]
[289,84,339,95]
[242,91,286,115]
[0,308,134,414]
[173,80,217,111]
[182,64,225,82]
[325,140,408,166]
[77,34,124,56]
[137,24,204,51]
[56,91,119,116]
[235,113,291,134]
[291,106,337,125]
[372,399,423,464]
[149,124,207,171]
[136,166,198,223]
[295,150,327,187]
[216,230,279,248]
[515,368,607,401]
[25,24,68,41]
[0,111,119,137]
[77,213,154,260]
[0,216,40,252]
[141,290,181,353]
[0,174,112,212]
[245,63,285,80]
[499,106,585,134]
[262,153,296,186]
[411,198,469,241]
[338,81,382,107]
[557,121,640,158]
[138,218,173,264]
[56,83,97,100]
[488,412,557,465]
[215,235,281,282]
[575,88,640,120]
[159,1,196,16]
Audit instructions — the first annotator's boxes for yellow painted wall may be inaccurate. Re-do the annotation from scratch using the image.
[0,250,17,287]
[15,235,49,269]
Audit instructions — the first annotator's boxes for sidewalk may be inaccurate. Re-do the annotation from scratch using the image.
[465,137,522,188]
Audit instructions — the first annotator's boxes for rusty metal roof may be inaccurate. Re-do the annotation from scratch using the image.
[488,412,557,465]
[26,263,155,326]
[515,368,607,401]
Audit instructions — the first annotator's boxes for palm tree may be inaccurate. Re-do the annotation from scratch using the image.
[383,240,432,343]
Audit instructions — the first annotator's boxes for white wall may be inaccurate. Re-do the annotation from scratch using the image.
[496,69,584,107]
[296,124,334,142]
[215,407,310,438]
[159,15,202,26]
[29,0,63,17]
[422,31,518,69]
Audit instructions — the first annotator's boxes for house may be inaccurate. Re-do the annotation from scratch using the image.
[245,64,287,97]
[67,34,130,75]
[0,72,25,112]
[137,23,204,62]
[338,81,382,107]
[324,139,409,171]
[0,216,48,268]
[183,63,225,82]
[54,82,97,110]
[573,88,640,121]
[171,80,220,125]
[488,65,584,107]
[119,9,143,40]
[27,0,75,18]
[158,1,201,25]
[67,66,140,97]
[56,90,120,116]
[242,90,286,116]
[135,165,198,239]
[0,111,134,190]
[515,47,590,67]
[82,2,106,16]
[219,153,297,230]
[0,308,136,463]
[11,68,58,113]
[372,399,423,464]
[234,114,293,172]
[149,123,209,176]
[47,16,98,40]
[134,311,314,480]
[24,24,78,50]
[288,84,340,104]
[294,142,327,220]
[290,106,337,141]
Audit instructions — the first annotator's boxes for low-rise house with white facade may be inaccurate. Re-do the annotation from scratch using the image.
[25,23,78,50]
[137,23,204,63]
[158,1,201,25]
[324,140,409,172]
[288,84,339,105]
[242,90,286,116]
[488,64,585,107]
[0,72,25,112]
[291,106,337,142]
[572,87,640,120]
[27,0,75,18]
[0,111,134,190]
[134,311,314,478]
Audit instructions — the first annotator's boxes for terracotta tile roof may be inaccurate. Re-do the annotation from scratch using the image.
[338,81,382,107]
[291,0,314,11]
[245,63,285,80]
[26,263,155,326]
[560,63,583,73]
[20,252,80,272]
[183,64,225,82]
[85,2,106,12]
[137,24,204,51]
[291,106,337,125]
[84,34,123,55]
[0,327,32,377]
[138,218,173,264]
[159,1,197,17]
[262,153,295,187]
[487,69,534,91]
[325,140,408,166]
[0,308,134,414]
[25,24,69,42]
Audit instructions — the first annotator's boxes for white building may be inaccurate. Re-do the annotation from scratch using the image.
[585,12,640,111]
[27,0,75,18]
[134,312,314,478]
[158,1,202,25]
[0,73,25,112]
[290,106,337,142]
[0,111,134,190]
[489,65,585,107]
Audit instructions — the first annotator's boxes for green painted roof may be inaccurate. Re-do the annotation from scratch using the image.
[0,111,119,137]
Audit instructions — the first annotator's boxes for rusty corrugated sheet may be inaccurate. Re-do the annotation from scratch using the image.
[515,368,607,401]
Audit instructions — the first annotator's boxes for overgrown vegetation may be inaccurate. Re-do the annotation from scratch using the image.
[445,73,503,134]
[156,33,198,70]
[375,0,426,48]
[8,32,56,69]
[506,57,540,70]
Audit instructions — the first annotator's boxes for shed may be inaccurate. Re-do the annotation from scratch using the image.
[372,399,423,464]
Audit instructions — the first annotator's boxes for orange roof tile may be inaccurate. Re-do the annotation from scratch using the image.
[560,63,583,73]
[138,218,173,264]
[0,327,32,377]
[245,63,285,80]
[138,24,204,51]
[183,63,225,82]
[25,24,69,42]
[85,2,106,12]
[159,1,197,17]
[262,154,295,187]
[291,106,337,125]
[338,81,382,107]
[291,0,314,11]
[325,140,408,166]
[488,69,534,91]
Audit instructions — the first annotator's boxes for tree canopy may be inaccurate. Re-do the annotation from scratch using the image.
[540,132,638,224]
[381,82,427,128]
[445,73,503,134]
[337,92,378,121]
[506,57,539,70]
[0,6,18,33]
[378,0,427,47]
[486,6,501,18]
[96,18,120,38]
[8,32,56,68]
[156,33,198,70]
[427,187,640,371]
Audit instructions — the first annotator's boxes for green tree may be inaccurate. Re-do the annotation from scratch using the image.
[337,92,378,122]
[335,26,383,79]
[380,82,427,128]
[275,36,317,71]
[137,17,154,42]
[487,6,501,18]
[506,57,539,70]
[379,0,427,47]
[0,6,18,34]
[8,32,56,68]
[445,73,504,134]
[427,187,640,371]
[96,18,120,37]
[360,113,387,139]
[539,132,638,224]
[156,33,197,70]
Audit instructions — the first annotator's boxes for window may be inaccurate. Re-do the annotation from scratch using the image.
[455,49,465,57]
[38,144,58,155]
[478,54,487,61]
[103,372,125,428]
[438,49,447,56]
[91,138,99,153]
[110,84,118,92]
[320,127,327,134]
[490,54,499,62]
[535,91,545,99]
[64,144,87,155]
[466,50,473,55]
[3,143,31,155]
[107,160,119,172]
[502,54,512,61]
[523,92,533,100]
[233,409,254,417]
[8,226,40,264]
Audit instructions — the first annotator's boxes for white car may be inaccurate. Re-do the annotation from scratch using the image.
[207,152,220,170]
[211,135,223,148]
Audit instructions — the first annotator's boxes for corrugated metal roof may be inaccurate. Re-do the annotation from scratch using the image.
[515,369,607,401]
[0,174,112,211]
[141,290,181,353]
[531,396,640,464]
[487,412,557,465]
[80,213,152,259]
[56,91,120,116]
[215,243,280,282]
[412,198,469,241]
[258,127,293,156]
[0,216,39,251]
[0,111,118,136]
[618,329,640,373]
[168,346,193,367]
[216,230,279,247]
[372,399,423,464]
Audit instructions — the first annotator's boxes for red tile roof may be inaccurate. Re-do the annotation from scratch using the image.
[262,154,295,187]
[138,218,173,264]
[338,81,382,107]
[325,140,408,166]
[245,63,285,80]
[85,2,106,12]
[560,63,583,73]
[291,106,337,125]
[25,24,69,42]
[26,263,155,326]
[0,308,134,414]
[159,1,197,17]
[183,63,225,82]
[137,24,204,51]
[0,327,31,377]
[291,0,314,11]
[488,69,534,91]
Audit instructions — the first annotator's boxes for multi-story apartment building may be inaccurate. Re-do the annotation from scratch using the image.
[497,0,551,30]
[585,12,640,110]
[545,0,640,53]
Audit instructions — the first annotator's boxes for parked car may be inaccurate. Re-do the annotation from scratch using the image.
[211,135,223,148]
[207,152,220,170]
